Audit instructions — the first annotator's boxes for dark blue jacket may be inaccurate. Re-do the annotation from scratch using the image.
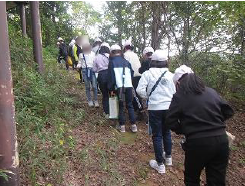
[107,55,134,91]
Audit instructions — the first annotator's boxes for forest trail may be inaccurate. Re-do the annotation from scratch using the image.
[62,70,245,186]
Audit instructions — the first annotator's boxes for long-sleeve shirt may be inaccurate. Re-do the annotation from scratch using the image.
[124,50,141,77]
[166,87,234,139]
[137,68,176,110]
[78,51,95,69]
[93,53,110,73]
[107,55,134,91]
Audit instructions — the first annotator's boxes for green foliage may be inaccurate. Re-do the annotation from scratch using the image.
[9,23,83,185]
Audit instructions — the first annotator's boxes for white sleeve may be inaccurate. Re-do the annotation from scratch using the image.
[136,72,149,99]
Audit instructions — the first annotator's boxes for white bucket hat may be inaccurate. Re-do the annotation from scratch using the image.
[173,65,194,84]
[143,47,154,57]
[151,50,168,61]
[58,37,63,41]
[95,37,102,42]
[101,42,110,50]
[110,44,121,51]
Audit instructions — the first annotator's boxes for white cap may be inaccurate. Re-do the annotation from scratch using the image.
[173,65,194,84]
[101,42,110,49]
[151,50,168,61]
[143,47,154,55]
[95,37,102,42]
[58,37,63,41]
[110,44,121,51]
[123,39,132,48]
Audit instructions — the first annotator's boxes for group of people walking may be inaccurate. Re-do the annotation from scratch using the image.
[57,36,234,186]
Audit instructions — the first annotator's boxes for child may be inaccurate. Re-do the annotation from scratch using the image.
[137,50,176,174]
[93,42,110,118]
[77,40,99,107]
[107,44,137,133]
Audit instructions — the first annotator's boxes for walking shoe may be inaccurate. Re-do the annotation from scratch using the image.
[88,101,94,107]
[94,101,99,108]
[149,160,166,174]
[105,114,109,119]
[165,156,172,166]
[119,125,126,133]
[131,124,138,133]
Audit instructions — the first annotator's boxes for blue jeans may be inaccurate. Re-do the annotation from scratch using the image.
[82,68,98,102]
[117,87,136,126]
[149,110,172,164]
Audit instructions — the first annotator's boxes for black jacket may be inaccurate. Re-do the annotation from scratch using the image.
[59,42,68,57]
[139,59,151,74]
[166,87,234,139]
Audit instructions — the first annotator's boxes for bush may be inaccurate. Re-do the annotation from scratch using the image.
[9,22,82,185]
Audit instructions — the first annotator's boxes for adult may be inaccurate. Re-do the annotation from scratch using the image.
[77,40,99,107]
[93,42,110,118]
[57,37,68,70]
[137,50,176,174]
[166,65,234,185]
[107,44,137,133]
[139,46,154,74]
[123,39,143,118]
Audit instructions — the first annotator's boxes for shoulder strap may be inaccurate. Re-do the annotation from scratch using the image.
[148,71,167,99]
[83,53,88,69]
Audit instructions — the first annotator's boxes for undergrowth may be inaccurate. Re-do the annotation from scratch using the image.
[9,23,83,185]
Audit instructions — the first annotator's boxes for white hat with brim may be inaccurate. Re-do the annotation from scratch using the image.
[101,42,110,50]
[95,38,102,42]
[151,50,168,61]
[173,65,194,84]
[123,39,132,48]
[143,47,154,56]
[110,44,121,51]
[58,37,63,41]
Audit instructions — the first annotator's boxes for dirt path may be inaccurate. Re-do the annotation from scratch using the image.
[63,71,245,186]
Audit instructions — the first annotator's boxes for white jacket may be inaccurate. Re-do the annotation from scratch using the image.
[136,68,176,110]
[78,51,96,69]
[124,50,141,77]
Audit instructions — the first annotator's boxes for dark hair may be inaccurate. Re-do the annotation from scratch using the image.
[99,46,110,54]
[150,60,168,68]
[124,45,134,51]
[179,73,205,94]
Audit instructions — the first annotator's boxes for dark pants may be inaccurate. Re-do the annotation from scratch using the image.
[98,70,109,114]
[132,76,143,112]
[184,135,229,186]
[117,87,136,126]
[149,110,172,164]
[78,68,83,81]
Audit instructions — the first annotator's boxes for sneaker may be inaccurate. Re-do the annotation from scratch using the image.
[131,124,138,133]
[94,101,99,108]
[149,160,166,174]
[88,101,94,107]
[119,125,126,133]
[165,156,172,166]
[105,114,109,119]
